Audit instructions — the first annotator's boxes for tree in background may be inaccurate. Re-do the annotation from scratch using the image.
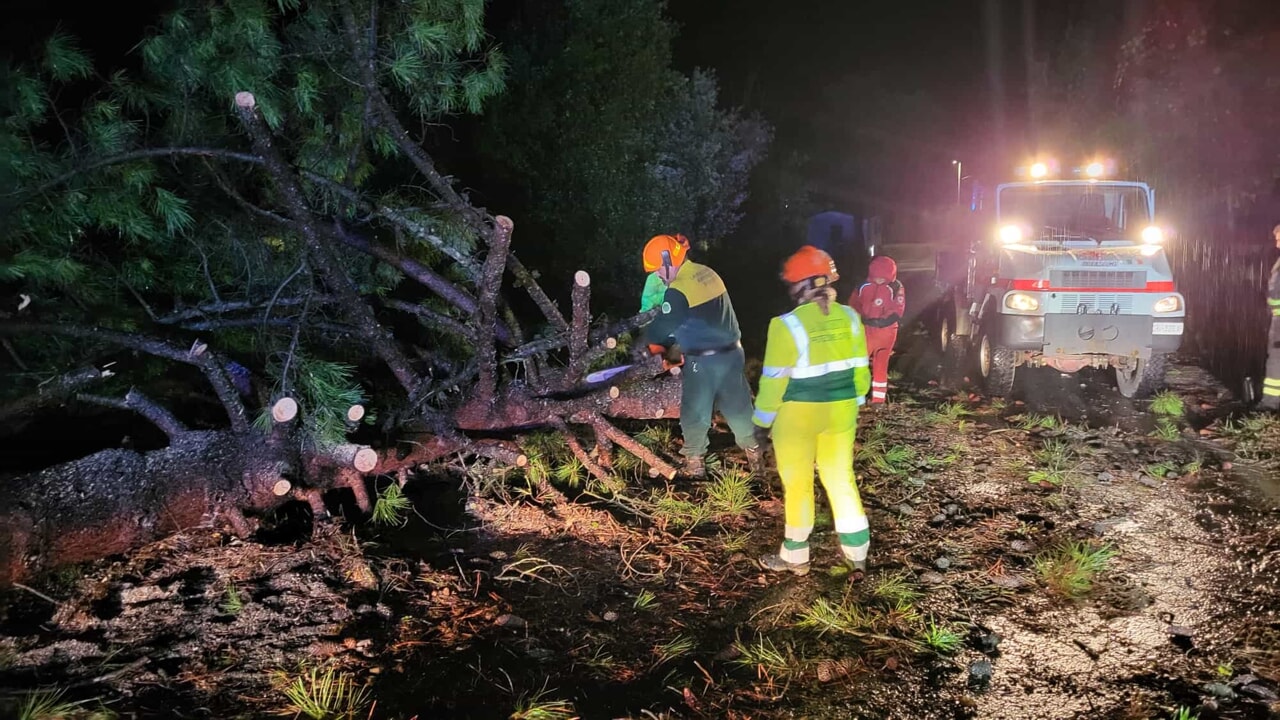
[476,0,770,301]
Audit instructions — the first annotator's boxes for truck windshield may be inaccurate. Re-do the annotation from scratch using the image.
[998,185,1151,241]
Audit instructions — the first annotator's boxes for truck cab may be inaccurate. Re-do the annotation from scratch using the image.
[938,160,1185,398]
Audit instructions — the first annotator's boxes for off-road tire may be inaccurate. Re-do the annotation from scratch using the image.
[978,330,1016,397]
[1115,353,1168,399]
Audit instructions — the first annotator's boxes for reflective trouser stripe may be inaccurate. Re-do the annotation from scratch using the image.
[780,527,811,564]
[774,398,866,566]
[1264,377,1280,397]
[836,514,871,562]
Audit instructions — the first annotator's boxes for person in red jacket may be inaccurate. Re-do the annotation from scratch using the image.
[849,256,905,403]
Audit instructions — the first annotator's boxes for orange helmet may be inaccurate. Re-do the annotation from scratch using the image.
[643,234,689,272]
[781,245,839,285]
[868,255,898,283]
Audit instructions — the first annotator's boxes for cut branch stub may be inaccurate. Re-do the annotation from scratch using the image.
[272,397,299,423]
[234,91,256,109]
[346,404,365,422]
[353,447,378,473]
[272,479,293,496]
[605,337,617,349]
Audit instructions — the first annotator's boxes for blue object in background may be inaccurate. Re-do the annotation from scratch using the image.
[806,211,856,254]
[226,360,253,397]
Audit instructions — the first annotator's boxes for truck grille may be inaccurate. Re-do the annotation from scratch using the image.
[1053,293,1134,314]
[1050,270,1145,289]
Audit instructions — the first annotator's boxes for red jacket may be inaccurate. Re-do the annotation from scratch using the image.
[852,280,905,328]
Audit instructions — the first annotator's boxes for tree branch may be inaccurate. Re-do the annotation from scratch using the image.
[0,323,249,431]
[77,389,188,440]
[509,308,658,359]
[8,147,264,204]
[475,216,513,408]
[231,91,421,397]
[0,365,112,426]
[565,271,591,386]
[381,299,473,339]
[330,223,486,325]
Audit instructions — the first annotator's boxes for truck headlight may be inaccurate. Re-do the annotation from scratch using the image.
[1154,295,1181,313]
[998,224,1023,244]
[1005,292,1040,312]
[1141,226,1165,244]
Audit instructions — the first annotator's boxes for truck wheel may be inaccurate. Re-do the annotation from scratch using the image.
[978,330,1016,397]
[1115,354,1168,399]
[938,305,969,365]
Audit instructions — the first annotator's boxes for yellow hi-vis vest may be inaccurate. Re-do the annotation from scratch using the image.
[753,302,871,428]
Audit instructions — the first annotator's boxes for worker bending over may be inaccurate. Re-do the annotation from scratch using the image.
[753,246,872,578]
[641,235,761,478]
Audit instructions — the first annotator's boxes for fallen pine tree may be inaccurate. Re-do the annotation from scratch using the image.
[0,0,713,585]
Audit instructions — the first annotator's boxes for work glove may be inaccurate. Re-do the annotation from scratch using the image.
[753,425,772,448]
[662,343,684,366]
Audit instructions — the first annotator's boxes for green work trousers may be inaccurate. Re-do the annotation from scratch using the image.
[679,346,757,457]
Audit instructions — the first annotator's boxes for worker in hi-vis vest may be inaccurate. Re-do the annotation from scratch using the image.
[752,245,872,579]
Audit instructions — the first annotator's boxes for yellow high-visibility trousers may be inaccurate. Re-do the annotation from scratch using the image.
[771,398,869,565]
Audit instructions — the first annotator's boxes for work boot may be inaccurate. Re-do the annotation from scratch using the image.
[743,444,764,475]
[759,554,810,577]
[682,455,706,480]
[840,559,868,582]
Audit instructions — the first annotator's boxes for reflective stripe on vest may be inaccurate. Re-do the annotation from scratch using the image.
[779,308,869,380]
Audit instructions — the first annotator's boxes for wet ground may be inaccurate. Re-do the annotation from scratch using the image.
[2,327,1280,719]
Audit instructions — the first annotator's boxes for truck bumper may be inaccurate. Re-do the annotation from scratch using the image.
[990,313,1183,356]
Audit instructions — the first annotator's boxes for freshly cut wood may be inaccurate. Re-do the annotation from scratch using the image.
[353,447,378,472]
[608,386,621,398]
[574,270,591,287]
[272,397,299,423]
[272,479,293,496]
[346,404,365,422]
[605,337,617,349]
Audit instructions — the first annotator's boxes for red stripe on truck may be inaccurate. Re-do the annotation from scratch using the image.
[1008,279,1175,293]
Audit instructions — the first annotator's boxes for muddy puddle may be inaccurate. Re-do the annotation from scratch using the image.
[3,349,1280,719]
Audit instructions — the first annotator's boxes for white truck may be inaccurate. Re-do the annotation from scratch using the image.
[935,160,1185,398]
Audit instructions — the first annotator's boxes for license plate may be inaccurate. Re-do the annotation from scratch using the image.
[1152,322,1183,335]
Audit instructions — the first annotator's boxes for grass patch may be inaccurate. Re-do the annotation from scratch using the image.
[796,597,873,637]
[651,489,710,530]
[1034,438,1074,468]
[870,572,921,605]
[511,688,576,720]
[859,421,892,456]
[1149,391,1185,417]
[16,689,86,720]
[653,634,696,666]
[1150,417,1181,441]
[718,530,750,553]
[371,483,412,527]
[927,401,970,424]
[633,589,657,611]
[220,583,243,616]
[1216,415,1280,461]
[1171,707,1198,720]
[277,664,371,720]
[705,468,757,516]
[989,397,1007,412]
[1015,413,1061,431]
[870,444,916,476]
[919,618,964,655]
[1144,461,1177,478]
[731,633,790,675]
[1033,541,1116,598]
[1029,438,1075,485]
[636,424,675,452]
[552,456,585,488]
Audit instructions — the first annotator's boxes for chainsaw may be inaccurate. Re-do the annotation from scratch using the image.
[584,344,684,384]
